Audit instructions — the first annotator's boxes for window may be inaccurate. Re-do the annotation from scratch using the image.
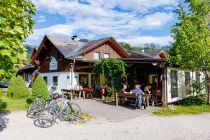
[53,76,58,85]
[185,72,191,95]
[170,70,178,98]
[93,52,100,60]
[43,77,48,84]
[196,72,200,82]
[91,74,100,88]
[24,74,29,82]
[104,53,110,59]
[79,74,89,87]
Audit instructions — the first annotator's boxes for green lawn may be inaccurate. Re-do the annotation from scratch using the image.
[0,94,28,112]
[153,104,210,116]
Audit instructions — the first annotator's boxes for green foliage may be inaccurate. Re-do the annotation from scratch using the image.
[119,42,134,51]
[92,58,126,90]
[32,76,49,99]
[153,104,210,116]
[192,81,206,94]
[0,88,3,97]
[0,0,36,80]
[169,0,210,70]
[169,0,210,103]
[7,76,31,98]
[179,95,206,106]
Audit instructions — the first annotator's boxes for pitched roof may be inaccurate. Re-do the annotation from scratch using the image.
[32,35,129,63]
[128,49,167,59]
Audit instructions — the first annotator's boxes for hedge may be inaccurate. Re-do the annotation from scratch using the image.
[32,76,49,99]
[7,76,31,98]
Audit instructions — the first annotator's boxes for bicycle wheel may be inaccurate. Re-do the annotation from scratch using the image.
[69,103,81,116]
[27,104,40,118]
[38,108,56,128]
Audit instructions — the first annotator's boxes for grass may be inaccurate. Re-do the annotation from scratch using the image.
[153,104,210,116]
[0,93,28,112]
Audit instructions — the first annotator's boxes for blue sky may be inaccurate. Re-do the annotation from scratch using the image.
[26,0,181,47]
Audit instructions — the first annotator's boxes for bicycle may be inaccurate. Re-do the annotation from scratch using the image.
[27,94,46,119]
[37,96,82,128]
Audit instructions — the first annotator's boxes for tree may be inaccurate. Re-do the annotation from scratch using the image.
[32,76,49,99]
[169,0,210,103]
[0,0,36,81]
[119,42,134,51]
[92,58,126,91]
[7,76,31,98]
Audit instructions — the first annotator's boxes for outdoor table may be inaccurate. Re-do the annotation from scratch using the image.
[61,89,84,99]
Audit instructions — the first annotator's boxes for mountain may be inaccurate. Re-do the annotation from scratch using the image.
[24,44,37,55]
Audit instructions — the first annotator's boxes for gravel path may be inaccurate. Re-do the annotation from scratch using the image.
[0,110,210,140]
[73,99,160,121]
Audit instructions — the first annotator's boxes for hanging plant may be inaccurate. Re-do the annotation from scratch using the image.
[92,58,126,91]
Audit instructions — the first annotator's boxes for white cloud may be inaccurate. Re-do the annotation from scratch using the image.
[28,0,177,46]
[37,15,46,23]
[119,36,173,46]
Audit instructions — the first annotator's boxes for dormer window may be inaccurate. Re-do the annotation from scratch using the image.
[104,53,110,59]
[93,52,100,60]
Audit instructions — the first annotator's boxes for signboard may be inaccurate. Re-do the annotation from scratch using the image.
[50,57,57,70]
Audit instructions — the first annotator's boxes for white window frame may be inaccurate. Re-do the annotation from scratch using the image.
[93,52,100,60]
[104,53,110,59]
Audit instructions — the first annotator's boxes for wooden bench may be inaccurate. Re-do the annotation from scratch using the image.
[115,92,136,107]
[115,92,152,107]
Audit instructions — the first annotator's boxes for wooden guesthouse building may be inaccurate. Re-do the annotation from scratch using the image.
[24,35,205,106]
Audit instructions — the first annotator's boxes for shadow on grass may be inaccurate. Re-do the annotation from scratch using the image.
[0,99,10,132]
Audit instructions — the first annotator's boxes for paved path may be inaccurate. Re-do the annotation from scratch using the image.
[74,98,160,121]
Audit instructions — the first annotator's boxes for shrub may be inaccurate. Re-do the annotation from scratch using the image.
[0,88,3,98]
[32,76,49,99]
[7,76,31,98]
[179,95,206,106]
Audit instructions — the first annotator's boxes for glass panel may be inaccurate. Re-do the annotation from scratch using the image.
[104,53,110,59]
[171,70,178,98]
[196,72,200,82]
[44,77,48,84]
[79,74,89,87]
[185,72,191,95]
[53,76,58,84]
[93,52,100,60]
[91,74,100,88]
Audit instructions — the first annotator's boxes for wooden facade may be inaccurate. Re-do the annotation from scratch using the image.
[82,43,123,60]
[31,36,129,73]
[34,39,73,73]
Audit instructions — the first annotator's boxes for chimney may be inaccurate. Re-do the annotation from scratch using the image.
[71,35,77,41]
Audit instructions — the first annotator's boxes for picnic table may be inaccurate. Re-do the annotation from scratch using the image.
[115,92,152,107]
[61,89,85,100]
[61,88,94,99]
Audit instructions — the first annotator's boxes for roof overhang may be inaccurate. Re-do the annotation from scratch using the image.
[122,58,167,64]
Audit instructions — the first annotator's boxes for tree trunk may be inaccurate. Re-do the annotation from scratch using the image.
[203,70,210,104]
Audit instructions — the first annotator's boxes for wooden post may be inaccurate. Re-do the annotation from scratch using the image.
[162,67,168,107]
[116,92,118,107]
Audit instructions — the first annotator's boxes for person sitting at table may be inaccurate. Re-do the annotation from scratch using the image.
[101,83,108,102]
[122,84,132,93]
[75,83,80,90]
[132,84,146,109]
[144,84,151,94]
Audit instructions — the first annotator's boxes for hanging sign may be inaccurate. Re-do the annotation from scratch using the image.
[50,57,57,70]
